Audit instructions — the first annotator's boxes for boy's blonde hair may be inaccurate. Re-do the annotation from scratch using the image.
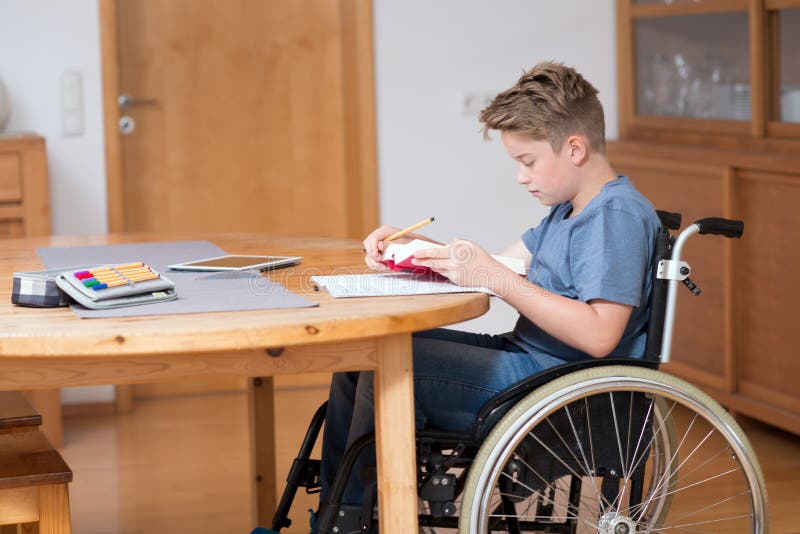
[480,61,606,154]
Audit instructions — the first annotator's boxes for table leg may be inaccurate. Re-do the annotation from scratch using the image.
[248,376,277,528]
[23,389,62,448]
[373,333,417,533]
[37,484,71,534]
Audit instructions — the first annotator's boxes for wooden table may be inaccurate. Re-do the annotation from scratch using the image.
[0,233,489,532]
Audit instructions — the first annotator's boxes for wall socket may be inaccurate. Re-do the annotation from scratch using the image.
[459,91,496,116]
[61,71,84,136]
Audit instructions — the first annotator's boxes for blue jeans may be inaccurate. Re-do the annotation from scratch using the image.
[319,328,566,504]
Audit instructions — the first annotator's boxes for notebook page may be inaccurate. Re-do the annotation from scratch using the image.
[311,273,493,298]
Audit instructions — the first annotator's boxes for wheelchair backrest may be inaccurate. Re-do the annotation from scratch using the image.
[642,210,681,362]
[469,209,680,440]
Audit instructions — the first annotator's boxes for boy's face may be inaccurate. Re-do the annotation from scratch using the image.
[500,131,578,207]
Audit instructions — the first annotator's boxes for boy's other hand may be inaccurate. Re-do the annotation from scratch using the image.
[412,239,500,288]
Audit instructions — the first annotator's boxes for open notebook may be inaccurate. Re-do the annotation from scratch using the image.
[312,240,527,298]
[380,239,526,275]
[311,272,496,298]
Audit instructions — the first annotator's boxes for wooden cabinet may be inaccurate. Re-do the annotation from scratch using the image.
[736,170,800,423]
[0,134,57,445]
[612,0,800,435]
[0,134,50,238]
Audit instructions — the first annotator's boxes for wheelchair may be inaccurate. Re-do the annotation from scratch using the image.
[266,211,768,533]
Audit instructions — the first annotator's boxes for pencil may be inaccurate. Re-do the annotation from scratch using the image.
[113,262,144,270]
[125,273,160,282]
[384,217,435,243]
[360,217,435,253]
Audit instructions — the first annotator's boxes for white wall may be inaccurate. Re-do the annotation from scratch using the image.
[0,0,108,236]
[1,0,111,405]
[373,0,617,333]
[0,0,617,402]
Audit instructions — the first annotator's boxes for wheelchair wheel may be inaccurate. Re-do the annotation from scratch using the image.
[459,366,768,533]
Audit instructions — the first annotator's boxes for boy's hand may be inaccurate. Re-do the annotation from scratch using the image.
[412,239,501,288]
[362,225,414,271]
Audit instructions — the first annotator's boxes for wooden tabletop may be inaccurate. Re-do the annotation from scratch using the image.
[0,233,489,359]
[0,233,489,533]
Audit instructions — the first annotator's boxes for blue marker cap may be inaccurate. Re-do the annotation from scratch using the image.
[92,283,108,290]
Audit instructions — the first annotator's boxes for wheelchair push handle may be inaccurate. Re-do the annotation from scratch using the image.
[694,217,744,239]
[661,215,744,363]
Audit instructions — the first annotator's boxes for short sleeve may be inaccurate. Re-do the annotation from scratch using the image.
[521,226,541,254]
[569,208,651,307]
[522,205,564,255]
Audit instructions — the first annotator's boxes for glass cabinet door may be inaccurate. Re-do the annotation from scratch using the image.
[634,12,750,120]
[778,8,800,123]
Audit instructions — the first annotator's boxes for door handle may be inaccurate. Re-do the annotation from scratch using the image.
[118,93,158,109]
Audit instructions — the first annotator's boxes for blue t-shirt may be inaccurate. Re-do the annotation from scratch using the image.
[509,176,661,362]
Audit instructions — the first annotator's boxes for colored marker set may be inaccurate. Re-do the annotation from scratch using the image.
[73,262,160,291]
[54,261,177,309]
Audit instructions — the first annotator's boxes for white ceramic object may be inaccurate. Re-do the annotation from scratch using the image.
[0,75,10,131]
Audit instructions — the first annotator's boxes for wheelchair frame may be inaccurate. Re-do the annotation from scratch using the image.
[265,211,768,534]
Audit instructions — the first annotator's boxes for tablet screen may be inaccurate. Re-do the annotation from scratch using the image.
[168,255,302,271]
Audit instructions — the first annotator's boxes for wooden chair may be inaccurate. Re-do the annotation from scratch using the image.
[0,392,72,534]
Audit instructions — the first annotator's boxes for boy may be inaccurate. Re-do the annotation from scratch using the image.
[319,61,662,507]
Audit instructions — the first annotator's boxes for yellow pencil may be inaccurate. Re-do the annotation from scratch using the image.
[98,279,129,288]
[114,268,152,276]
[113,265,151,272]
[92,274,126,282]
[93,268,148,276]
[125,274,159,282]
[113,262,144,270]
[89,269,118,276]
[383,217,435,243]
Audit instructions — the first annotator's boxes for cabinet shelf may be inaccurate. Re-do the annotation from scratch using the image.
[632,0,747,18]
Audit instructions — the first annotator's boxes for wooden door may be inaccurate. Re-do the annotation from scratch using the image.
[101,0,377,238]
[98,1,376,405]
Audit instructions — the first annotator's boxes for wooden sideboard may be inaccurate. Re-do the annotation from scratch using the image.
[614,0,800,436]
[0,133,59,446]
[0,134,50,238]
[608,140,800,436]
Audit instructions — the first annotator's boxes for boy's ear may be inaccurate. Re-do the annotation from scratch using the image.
[566,135,588,164]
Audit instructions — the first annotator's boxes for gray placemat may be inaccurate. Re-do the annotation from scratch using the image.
[37,240,317,318]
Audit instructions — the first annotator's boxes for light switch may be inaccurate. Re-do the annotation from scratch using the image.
[61,71,84,136]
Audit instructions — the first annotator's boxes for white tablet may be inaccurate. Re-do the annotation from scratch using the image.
[167,254,302,272]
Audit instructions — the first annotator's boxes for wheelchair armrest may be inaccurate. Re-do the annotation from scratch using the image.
[470,358,660,442]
